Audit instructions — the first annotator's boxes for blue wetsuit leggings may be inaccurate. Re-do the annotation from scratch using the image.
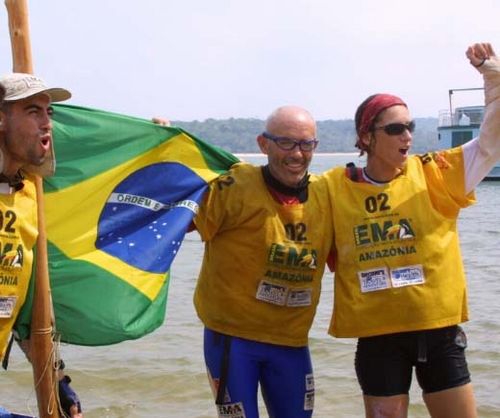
[204,328,314,418]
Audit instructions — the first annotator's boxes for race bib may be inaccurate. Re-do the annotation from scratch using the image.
[0,296,17,318]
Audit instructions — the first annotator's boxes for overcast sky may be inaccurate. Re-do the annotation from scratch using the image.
[1,0,499,121]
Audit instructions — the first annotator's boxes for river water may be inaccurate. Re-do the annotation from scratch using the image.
[2,154,499,417]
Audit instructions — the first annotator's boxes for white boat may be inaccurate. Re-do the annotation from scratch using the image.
[437,88,500,180]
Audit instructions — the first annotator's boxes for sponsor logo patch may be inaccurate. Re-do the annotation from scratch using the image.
[390,265,425,288]
[304,391,314,411]
[0,296,16,318]
[305,373,314,391]
[256,281,312,307]
[256,281,287,306]
[358,268,390,293]
[217,402,246,418]
[287,289,312,307]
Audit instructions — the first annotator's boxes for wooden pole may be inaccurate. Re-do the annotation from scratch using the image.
[4,1,61,417]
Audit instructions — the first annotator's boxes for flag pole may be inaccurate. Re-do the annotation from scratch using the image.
[4,1,61,417]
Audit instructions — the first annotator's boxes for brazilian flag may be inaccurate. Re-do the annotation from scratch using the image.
[17,104,239,346]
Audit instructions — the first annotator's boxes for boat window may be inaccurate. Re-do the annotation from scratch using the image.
[451,131,473,147]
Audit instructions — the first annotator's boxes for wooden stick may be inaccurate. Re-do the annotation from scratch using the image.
[4,1,61,417]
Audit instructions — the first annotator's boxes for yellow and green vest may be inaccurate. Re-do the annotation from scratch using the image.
[0,175,37,360]
[324,148,475,338]
[194,163,333,347]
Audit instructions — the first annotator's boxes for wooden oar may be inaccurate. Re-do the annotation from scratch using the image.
[4,1,61,417]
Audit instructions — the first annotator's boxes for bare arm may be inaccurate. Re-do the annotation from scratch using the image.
[463,42,500,193]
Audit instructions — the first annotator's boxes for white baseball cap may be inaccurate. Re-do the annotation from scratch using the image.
[0,72,71,102]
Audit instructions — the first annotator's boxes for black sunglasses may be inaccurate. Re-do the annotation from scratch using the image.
[262,132,318,152]
[373,121,415,136]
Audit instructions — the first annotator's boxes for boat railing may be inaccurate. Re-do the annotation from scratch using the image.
[438,106,484,128]
[438,110,452,127]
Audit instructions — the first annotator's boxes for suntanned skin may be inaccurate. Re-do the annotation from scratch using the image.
[257,105,316,187]
[0,93,53,177]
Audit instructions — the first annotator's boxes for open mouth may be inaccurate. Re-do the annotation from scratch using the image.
[40,135,51,151]
[399,148,409,156]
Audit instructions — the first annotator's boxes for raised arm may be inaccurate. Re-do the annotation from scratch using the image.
[462,42,500,192]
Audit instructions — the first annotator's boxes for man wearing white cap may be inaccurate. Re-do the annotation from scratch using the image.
[0,73,83,418]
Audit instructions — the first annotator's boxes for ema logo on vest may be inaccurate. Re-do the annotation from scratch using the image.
[95,162,206,274]
[0,244,23,270]
[354,218,415,247]
[267,243,318,270]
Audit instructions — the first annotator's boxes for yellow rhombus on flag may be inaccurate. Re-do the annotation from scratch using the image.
[15,104,239,346]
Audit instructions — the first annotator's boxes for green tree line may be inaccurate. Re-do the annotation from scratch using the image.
[173,117,440,154]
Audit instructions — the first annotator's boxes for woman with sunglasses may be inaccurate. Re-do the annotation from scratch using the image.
[323,42,500,418]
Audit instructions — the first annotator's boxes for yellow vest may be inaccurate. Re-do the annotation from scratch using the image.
[194,163,333,346]
[0,175,37,360]
[324,148,475,337]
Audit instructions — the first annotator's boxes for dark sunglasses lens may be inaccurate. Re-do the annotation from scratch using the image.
[384,124,405,135]
[384,122,415,135]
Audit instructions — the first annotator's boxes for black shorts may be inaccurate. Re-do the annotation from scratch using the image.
[355,325,471,396]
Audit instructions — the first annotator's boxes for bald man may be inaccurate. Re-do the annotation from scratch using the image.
[192,106,333,418]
